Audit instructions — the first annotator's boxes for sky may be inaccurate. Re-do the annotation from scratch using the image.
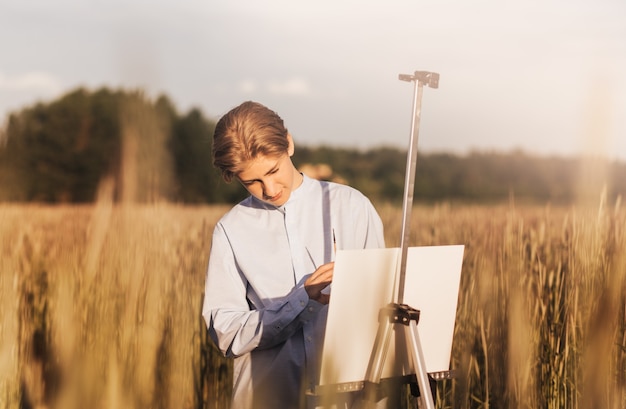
[1,0,625,160]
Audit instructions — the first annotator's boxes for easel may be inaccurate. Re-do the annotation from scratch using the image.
[314,71,444,408]
[360,71,441,409]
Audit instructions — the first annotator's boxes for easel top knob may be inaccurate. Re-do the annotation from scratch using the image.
[398,71,440,89]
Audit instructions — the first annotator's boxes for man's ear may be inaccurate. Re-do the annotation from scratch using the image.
[287,133,295,157]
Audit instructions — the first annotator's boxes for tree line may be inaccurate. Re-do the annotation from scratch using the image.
[1,87,624,205]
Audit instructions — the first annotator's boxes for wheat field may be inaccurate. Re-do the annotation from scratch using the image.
[1,196,624,408]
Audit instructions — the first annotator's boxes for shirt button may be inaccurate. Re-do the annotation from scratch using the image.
[300,300,305,307]
[308,307,314,312]
[306,336,312,342]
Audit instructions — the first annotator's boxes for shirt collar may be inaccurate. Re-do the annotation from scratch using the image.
[276,173,313,213]
[285,173,313,205]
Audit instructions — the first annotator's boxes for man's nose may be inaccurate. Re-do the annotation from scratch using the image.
[263,179,279,198]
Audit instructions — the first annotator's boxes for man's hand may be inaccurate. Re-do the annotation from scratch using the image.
[304,262,334,305]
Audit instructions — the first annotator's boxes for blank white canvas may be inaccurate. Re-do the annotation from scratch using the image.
[319,245,464,387]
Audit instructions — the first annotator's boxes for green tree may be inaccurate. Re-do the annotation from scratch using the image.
[0,87,226,203]
[170,108,216,203]
[2,87,625,205]
[1,88,122,202]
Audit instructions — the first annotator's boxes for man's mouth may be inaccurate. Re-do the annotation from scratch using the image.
[266,191,282,202]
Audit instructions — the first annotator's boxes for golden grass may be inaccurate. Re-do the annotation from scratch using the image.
[1,199,624,408]
[0,201,231,409]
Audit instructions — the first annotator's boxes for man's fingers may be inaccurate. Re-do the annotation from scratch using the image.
[304,262,335,304]
[311,262,334,283]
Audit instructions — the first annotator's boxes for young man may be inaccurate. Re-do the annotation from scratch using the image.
[202,101,385,408]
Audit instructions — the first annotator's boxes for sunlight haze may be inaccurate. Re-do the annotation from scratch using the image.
[1,0,624,159]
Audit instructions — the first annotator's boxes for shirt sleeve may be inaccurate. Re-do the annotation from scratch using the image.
[202,222,320,358]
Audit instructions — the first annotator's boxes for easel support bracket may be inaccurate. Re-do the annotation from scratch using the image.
[362,303,436,408]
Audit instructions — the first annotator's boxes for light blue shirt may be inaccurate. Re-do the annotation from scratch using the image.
[202,175,385,409]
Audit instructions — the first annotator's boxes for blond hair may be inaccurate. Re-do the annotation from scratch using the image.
[212,101,290,182]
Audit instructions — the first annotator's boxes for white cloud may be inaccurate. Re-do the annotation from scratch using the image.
[0,71,63,93]
[237,79,258,94]
[234,77,314,97]
[266,77,312,96]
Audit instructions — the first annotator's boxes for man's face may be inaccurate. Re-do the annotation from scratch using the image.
[237,152,302,207]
